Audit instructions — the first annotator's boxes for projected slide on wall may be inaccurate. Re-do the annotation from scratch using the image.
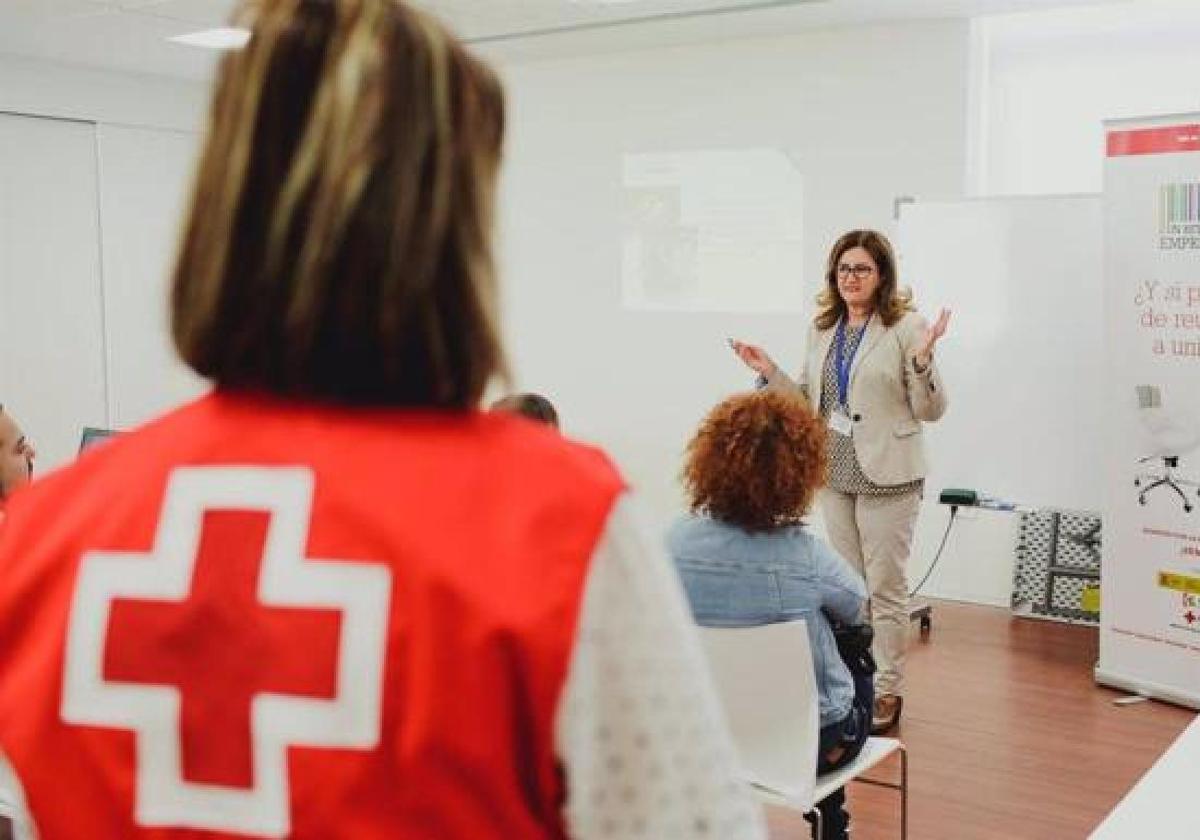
[621,148,805,312]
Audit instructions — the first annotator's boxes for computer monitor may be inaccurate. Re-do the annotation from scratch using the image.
[79,427,117,455]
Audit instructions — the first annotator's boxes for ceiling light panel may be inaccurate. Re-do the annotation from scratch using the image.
[168,26,249,49]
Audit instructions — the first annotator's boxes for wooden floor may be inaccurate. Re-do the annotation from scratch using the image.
[766,599,1195,840]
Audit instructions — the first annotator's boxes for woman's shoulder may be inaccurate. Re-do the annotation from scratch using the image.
[666,516,737,561]
[670,516,801,552]
[666,514,706,546]
[777,524,842,561]
[669,514,734,541]
[782,523,825,553]
[768,526,833,577]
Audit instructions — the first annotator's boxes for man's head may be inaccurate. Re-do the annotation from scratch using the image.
[0,405,35,501]
[490,393,560,429]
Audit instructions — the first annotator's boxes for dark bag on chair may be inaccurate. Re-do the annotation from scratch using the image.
[829,620,876,677]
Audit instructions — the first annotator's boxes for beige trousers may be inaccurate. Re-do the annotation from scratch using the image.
[819,487,922,697]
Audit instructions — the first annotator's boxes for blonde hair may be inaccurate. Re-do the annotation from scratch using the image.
[171,0,507,406]
[814,229,913,331]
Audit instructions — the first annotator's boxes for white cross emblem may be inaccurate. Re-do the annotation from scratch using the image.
[61,467,392,837]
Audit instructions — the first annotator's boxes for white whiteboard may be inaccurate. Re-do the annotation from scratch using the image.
[899,195,1105,510]
[897,196,1104,604]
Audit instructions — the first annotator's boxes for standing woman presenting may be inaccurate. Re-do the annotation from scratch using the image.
[731,230,949,734]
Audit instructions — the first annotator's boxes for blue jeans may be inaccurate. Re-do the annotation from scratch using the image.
[808,663,873,839]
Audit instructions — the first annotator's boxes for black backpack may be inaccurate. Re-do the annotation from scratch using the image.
[829,619,876,677]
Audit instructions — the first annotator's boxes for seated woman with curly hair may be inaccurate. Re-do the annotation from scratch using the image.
[668,389,870,840]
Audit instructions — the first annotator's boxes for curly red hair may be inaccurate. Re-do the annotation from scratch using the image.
[683,389,827,532]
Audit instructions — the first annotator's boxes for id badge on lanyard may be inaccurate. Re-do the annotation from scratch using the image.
[830,316,868,438]
[829,410,854,437]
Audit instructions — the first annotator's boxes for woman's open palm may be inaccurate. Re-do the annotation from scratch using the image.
[916,308,951,361]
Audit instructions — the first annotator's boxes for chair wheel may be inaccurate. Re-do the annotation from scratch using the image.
[919,616,932,638]
[1187,504,1194,513]
[1135,478,1141,487]
[1139,496,1148,506]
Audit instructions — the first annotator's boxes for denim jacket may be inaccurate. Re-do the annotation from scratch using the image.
[667,516,868,728]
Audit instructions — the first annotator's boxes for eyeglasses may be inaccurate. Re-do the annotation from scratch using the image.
[836,263,876,280]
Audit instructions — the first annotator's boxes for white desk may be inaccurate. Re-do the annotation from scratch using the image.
[1089,713,1200,838]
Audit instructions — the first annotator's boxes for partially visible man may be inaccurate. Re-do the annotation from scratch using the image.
[0,405,35,517]
[490,392,560,429]
[0,405,33,840]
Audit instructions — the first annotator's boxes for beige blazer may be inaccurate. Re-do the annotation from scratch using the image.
[767,310,948,486]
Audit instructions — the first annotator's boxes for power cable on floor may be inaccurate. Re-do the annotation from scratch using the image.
[909,505,959,597]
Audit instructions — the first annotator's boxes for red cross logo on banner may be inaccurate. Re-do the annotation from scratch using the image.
[61,468,393,837]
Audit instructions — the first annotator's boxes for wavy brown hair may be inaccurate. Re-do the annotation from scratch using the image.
[171,0,507,407]
[814,229,913,331]
[683,390,828,533]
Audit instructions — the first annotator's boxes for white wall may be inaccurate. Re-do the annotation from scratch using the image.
[0,54,207,132]
[0,58,206,475]
[495,19,972,537]
[978,3,1200,196]
[8,28,1051,611]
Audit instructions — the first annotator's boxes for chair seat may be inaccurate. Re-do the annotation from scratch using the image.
[744,736,903,810]
[745,777,809,810]
[813,737,903,803]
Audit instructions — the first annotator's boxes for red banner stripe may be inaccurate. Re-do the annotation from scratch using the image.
[1107,125,1200,157]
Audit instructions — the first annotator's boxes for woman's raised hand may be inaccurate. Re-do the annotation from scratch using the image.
[729,340,778,378]
[915,308,951,365]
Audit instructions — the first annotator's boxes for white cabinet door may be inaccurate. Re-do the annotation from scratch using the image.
[0,113,107,475]
[96,123,205,429]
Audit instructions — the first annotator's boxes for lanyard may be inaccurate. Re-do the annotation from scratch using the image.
[834,315,870,410]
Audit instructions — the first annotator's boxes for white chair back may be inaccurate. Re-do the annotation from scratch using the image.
[700,620,819,810]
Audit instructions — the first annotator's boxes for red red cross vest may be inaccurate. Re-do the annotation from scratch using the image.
[0,392,624,839]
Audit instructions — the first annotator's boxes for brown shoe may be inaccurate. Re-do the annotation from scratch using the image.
[871,694,903,735]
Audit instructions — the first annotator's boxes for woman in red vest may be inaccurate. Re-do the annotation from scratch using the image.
[0,2,763,839]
